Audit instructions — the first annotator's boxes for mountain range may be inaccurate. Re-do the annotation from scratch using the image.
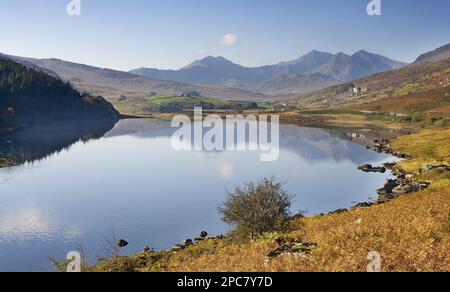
[0,54,266,102]
[0,43,449,119]
[130,50,407,95]
[295,43,450,114]
[0,50,407,101]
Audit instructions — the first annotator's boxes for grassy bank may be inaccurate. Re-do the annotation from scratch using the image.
[90,125,450,272]
[276,109,449,131]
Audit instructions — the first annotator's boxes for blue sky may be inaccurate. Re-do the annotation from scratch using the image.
[0,0,449,71]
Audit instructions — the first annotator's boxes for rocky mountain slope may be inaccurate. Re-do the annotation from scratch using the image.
[292,44,450,116]
[415,43,450,64]
[130,50,407,95]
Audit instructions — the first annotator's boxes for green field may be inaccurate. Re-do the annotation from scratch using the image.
[114,95,258,116]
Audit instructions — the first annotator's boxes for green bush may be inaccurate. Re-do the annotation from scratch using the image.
[218,178,293,239]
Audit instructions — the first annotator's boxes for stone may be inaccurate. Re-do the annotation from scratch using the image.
[267,242,319,259]
[353,202,373,209]
[117,239,129,248]
[358,164,386,173]
[172,244,185,251]
[329,209,348,215]
[421,165,450,174]
[143,246,154,253]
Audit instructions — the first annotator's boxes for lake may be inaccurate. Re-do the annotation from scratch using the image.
[0,119,397,272]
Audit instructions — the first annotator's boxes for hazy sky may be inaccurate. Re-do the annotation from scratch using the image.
[1,0,449,71]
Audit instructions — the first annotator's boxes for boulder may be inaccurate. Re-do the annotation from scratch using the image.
[353,202,373,209]
[329,209,348,215]
[117,239,129,248]
[267,242,319,259]
[421,165,450,174]
[143,246,154,253]
[393,184,417,195]
[358,164,386,173]
[172,244,185,251]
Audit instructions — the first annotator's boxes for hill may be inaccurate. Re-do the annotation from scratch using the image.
[415,43,450,64]
[0,54,266,102]
[293,50,450,117]
[0,59,119,135]
[241,73,339,96]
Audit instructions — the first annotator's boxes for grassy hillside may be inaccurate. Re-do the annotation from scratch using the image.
[291,58,450,115]
[9,56,267,102]
[0,59,119,134]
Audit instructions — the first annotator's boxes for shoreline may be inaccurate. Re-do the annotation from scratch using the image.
[0,157,15,168]
[326,137,428,216]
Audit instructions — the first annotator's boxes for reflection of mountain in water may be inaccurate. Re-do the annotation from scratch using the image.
[279,126,387,164]
[0,120,118,165]
[104,119,393,164]
[0,118,394,167]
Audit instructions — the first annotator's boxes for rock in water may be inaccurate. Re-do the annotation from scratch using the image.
[358,164,386,173]
[200,231,208,239]
[117,239,129,248]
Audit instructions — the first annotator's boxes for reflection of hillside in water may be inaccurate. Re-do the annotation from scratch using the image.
[0,118,396,167]
[0,120,117,165]
[279,125,388,164]
[105,119,395,164]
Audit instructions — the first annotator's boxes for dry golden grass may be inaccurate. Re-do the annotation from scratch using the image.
[278,111,406,130]
[352,86,450,116]
[394,128,450,175]
[160,187,449,272]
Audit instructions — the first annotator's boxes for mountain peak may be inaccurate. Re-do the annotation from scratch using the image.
[307,49,328,55]
[201,56,228,61]
[182,56,238,70]
[354,50,370,56]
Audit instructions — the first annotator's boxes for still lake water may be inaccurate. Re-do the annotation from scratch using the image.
[0,119,396,271]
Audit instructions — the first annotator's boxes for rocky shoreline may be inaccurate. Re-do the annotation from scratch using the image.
[326,137,431,216]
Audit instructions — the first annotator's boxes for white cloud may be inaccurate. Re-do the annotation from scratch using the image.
[220,33,239,46]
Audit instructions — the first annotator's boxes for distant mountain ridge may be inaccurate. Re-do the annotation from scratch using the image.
[0,49,408,101]
[130,50,407,95]
[0,53,266,101]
